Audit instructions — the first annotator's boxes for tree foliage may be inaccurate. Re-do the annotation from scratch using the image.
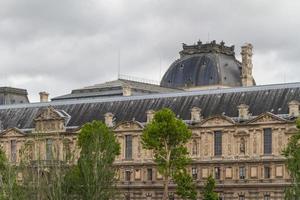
[173,170,197,200]
[0,147,25,200]
[283,118,300,199]
[202,175,218,200]
[141,108,195,200]
[66,120,120,200]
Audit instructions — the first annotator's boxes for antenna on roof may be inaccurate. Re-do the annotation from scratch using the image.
[117,48,121,79]
[207,32,210,43]
[159,53,162,81]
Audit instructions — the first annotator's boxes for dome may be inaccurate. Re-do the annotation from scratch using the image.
[160,40,252,89]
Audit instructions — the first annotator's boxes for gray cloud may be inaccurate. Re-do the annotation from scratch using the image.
[1,0,300,101]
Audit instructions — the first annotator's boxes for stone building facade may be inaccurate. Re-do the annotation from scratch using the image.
[0,41,299,199]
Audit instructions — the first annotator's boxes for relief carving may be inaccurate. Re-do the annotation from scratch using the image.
[253,134,257,154]
[204,135,208,156]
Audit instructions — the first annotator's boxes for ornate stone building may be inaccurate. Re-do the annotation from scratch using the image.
[0,41,299,199]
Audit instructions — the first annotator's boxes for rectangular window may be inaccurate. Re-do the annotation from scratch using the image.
[192,167,197,180]
[239,167,245,179]
[125,135,132,160]
[125,170,131,181]
[239,195,245,200]
[147,168,153,181]
[264,195,270,200]
[46,139,53,160]
[215,167,221,180]
[264,166,271,179]
[214,131,222,156]
[10,140,17,162]
[263,128,272,154]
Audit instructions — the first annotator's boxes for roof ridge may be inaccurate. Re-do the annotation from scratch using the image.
[1,82,300,110]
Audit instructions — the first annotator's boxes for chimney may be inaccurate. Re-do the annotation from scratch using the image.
[241,43,254,87]
[238,104,250,120]
[122,85,132,96]
[39,91,49,102]
[104,112,114,127]
[288,100,299,117]
[146,110,155,123]
[191,107,202,122]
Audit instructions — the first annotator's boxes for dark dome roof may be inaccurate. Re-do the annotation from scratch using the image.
[160,41,243,89]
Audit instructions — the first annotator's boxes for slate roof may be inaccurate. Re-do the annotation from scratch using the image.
[0,87,29,105]
[160,41,255,88]
[52,79,181,101]
[0,82,300,130]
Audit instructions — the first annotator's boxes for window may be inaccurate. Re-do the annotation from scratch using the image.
[239,167,245,179]
[192,140,198,155]
[263,128,272,154]
[63,140,71,161]
[27,142,34,160]
[46,139,53,160]
[264,195,270,200]
[125,193,130,200]
[125,135,132,159]
[192,167,197,180]
[264,166,271,179]
[214,131,222,156]
[125,170,131,181]
[215,167,221,180]
[11,140,17,162]
[147,168,153,181]
[239,195,245,200]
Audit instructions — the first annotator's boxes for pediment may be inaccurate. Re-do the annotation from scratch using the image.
[247,112,287,124]
[200,115,235,127]
[34,106,64,121]
[0,128,25,137]
[114,121,144,131]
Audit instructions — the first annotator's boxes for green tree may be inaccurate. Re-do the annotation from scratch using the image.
[202,175,218,200]
[283,118,300,200]
[0,147,25,200]
[66,120,120,200]
[141,108,195,200]
[174,170,197,200]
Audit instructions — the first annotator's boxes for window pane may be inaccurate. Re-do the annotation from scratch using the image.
[125,135,132,159]
[192,140,198,155]
[264,166,271,179]
[147,168,152,181]
[192,167,197,179]
[263,128,272,154]
[264,195,270,200]
[214,131,222,156]
[239,167,245,179]
[46,139,53,160]
[125,170,131,181]
[11,140,17,162]
[215,167,220,179]
[239,195,245,200]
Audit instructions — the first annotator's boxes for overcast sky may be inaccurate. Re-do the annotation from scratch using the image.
[0,0,300,102]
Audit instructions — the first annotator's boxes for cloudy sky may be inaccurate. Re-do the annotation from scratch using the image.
[0,0,300,102]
